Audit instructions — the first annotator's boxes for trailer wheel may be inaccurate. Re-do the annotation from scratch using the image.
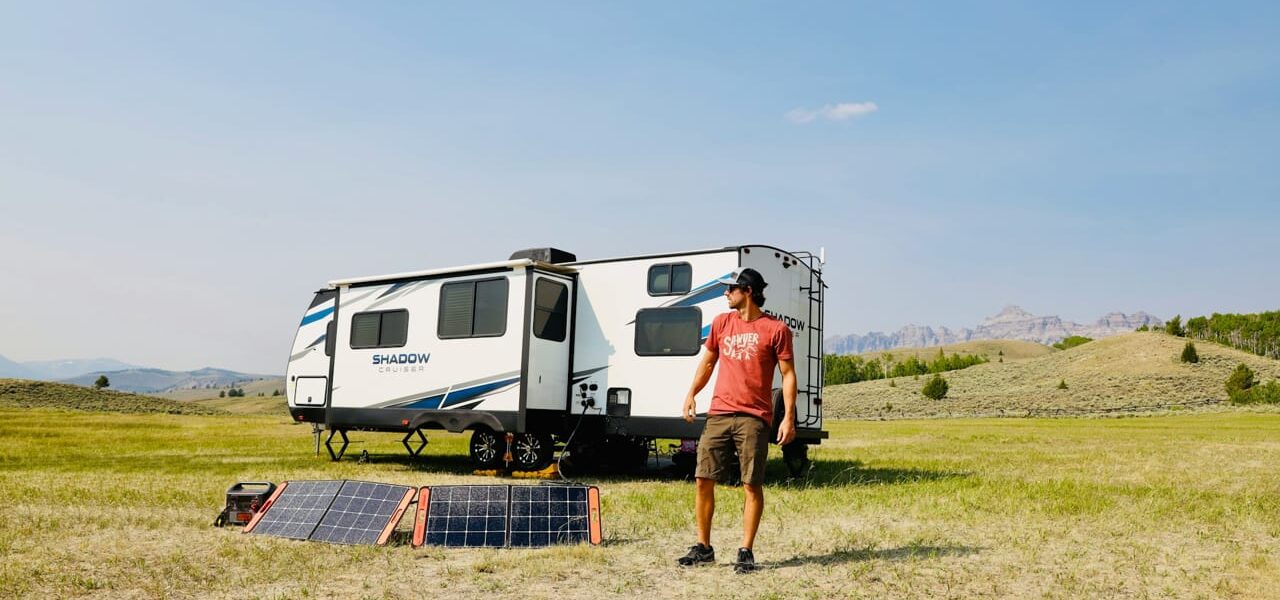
[510,433,554,471]
[769,388,795,444]
[469,428,506,470]
[782,442,810,478]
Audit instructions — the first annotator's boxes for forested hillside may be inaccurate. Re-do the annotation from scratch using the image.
[1172,311,1280,360]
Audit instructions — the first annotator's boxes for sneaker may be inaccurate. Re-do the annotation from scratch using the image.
[677,543,715,566]
[733,547,756,573]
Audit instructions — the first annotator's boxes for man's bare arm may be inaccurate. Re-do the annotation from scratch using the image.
[683,350,717,422]
[776,358,798,444]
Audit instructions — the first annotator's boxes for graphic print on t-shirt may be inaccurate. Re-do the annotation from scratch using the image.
[721,332,760,361]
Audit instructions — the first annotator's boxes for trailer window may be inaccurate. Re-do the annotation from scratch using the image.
[533,279,568,342]
[349,309,410,349]
[648,262,692,296]
[439,278,509,339]
[634,307,702,356]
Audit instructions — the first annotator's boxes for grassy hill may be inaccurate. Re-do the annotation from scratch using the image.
[190,394,289,415]
[156,377,286,401]
[857,339,1056,362]
[824,332,1280,419]
[0,379,226,415]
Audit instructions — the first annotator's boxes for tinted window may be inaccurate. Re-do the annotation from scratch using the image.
[635,307,701,356]
[439,278,509,339]
[533,279,568,342]
[648,262,692,295]
[349,310,409,349]
[473,279,508,337]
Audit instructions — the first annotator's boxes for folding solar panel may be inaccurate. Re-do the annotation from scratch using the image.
[309,480,415,545]
[414,485,510,548]
[509,484,592,547]
[413,485,601,548]
[243,480,414,546]
[244,480,343,540]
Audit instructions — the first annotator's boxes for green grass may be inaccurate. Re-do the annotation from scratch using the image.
[3,409,1280,598]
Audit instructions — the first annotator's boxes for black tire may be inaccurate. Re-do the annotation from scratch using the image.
[602,435,649,472]
[770,388,795,444]
[510,432,554,471]
[469,428,506,470]
[782,442,810,478]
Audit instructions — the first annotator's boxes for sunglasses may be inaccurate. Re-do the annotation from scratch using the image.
[726,284,747,293]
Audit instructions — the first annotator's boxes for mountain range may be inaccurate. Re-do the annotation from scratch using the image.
[825,305,1164,355]
[0,356,141,380]
[0,354,274,393]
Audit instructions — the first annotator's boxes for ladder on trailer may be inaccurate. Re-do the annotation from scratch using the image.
[793,252,826,428]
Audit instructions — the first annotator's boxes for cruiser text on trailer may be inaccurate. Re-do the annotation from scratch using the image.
[285,245,828,475]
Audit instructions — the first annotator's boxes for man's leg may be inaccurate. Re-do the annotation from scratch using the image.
[695,477,716,546]
[732,415,770,572]
[681,415,733,565]
[741,482,763,549]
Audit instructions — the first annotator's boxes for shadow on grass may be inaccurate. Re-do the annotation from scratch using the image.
[345,453,970,490]
[771,543,982,568]
[771,459,972,489]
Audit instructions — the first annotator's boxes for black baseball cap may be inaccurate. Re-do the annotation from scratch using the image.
[716,268,768,292]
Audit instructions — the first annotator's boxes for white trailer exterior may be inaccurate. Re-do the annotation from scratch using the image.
[285,245,827,471]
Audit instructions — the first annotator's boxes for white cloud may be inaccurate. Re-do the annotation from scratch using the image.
[786,101,878,124]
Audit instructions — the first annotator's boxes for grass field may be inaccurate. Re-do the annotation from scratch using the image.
[3,408,1279,599]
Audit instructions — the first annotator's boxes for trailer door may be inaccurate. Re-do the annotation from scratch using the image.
[523,271,574,412]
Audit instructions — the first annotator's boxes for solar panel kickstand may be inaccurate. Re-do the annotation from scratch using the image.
[325,429,349,461]
[402,429,428,457]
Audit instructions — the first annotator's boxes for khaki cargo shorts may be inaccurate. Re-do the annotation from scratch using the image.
[696,413,770,486]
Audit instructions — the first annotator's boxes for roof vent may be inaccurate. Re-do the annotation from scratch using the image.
[509,247,577,264]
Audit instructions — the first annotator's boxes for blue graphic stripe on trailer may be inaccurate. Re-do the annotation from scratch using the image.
[377,281,411,299]
[399,376,520,410]
[301,306,335,326]
[441,377,520,408]
[400,393,447,410]
[667,282,726,308]
[304,334,326,349]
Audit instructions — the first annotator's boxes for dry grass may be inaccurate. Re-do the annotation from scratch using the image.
[0,379,224,415]
[189,395,289,415]
[825,333,1280,419]
[2,407,1280,598]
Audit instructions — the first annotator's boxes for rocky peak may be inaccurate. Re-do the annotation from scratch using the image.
[984,305,1036,324]
[825,306,1164,355]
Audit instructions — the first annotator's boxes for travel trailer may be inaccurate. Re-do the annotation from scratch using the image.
[286,244,827,475]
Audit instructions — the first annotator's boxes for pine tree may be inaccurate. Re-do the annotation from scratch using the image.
[1165,315,1185,337]
[921,374,949,400]
[1226,363,1256,403]
[93,375,109,390]
[219,390,226,398]
[1180,341,1199,364]
[1057,378,1068,390]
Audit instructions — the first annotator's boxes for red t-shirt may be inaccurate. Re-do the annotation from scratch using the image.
[705,311,794,426]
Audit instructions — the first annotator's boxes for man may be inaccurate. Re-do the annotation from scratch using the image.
[678,267,797,573]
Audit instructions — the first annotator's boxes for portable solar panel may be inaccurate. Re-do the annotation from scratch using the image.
[309,480,415,545]
[243,480,414,546]
[412,484,601,548]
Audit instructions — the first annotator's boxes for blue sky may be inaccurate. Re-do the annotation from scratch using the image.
[2,1,1277,373]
